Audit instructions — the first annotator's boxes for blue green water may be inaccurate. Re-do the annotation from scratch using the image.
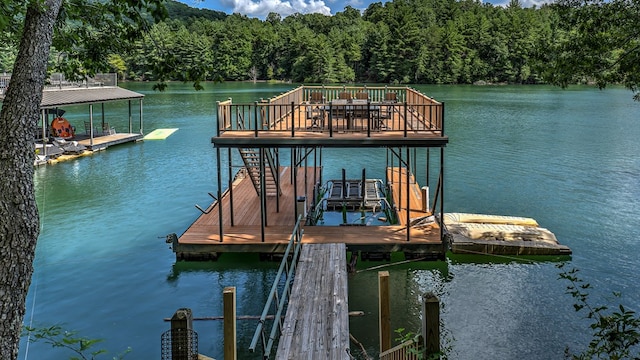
[20,82,640,359]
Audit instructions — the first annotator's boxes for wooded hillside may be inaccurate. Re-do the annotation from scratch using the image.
[121,0,556,84]
[2,0,630,88]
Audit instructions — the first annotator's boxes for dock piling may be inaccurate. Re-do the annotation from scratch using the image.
[422,292,441,358]
[223,287,237,360]
[378,271,391,353]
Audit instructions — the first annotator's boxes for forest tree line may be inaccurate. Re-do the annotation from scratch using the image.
[0,0,619,86]
[123,0,560,85]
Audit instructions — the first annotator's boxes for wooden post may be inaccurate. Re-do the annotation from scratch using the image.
[422,292,440,358]
[421,186,429,213]
[224,287,237,360]
[170,308,193,360]
[378,271,391,353]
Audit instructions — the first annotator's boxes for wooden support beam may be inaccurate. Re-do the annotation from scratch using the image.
[378,271,391,353]
[224,287,237,360]
[422,292,440,358]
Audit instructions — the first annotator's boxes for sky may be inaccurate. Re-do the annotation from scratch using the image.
[179,0,552,19]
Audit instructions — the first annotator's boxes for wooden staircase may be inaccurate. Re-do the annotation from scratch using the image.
[239,148,280,197]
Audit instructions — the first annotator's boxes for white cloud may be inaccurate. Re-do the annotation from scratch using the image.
[222,0,332,17]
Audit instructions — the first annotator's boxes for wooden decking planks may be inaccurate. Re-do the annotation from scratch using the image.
[302,225,441,244]
[276,243,350,360]
[76,132,143,150]
[179,166,320,244]
[176,165,444,258]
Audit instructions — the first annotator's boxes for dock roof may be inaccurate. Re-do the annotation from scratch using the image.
[40,86,144,109]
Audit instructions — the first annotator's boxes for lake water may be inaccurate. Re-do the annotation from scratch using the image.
[20,82,640,359]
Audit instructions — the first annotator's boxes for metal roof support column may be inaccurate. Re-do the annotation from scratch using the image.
[440,146,445,245]
[290,102,295,138]
[217,146,224,242]
[228,148,234,226]
[385,147,390,185]
[403,102,408,137]
[413,148,417,176]
[304,149,308,201]
[397,147,402,212]
[426,148,430,188]
[128,100,132,133]
[312,147,318,210]
[319,147,323,186]
[89,104,94,147]
[139,99,143,135]
[293,147,298,222]
[367,101,371,137]
[314,147,318,191]
[406,147,411,242]
[260,148,267,242]
[275,149,280,213]
[101,103,105,129]
[290,148,294,184]
[328,103,333,138]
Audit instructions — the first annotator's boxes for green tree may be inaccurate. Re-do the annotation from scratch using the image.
[543,0,640,100]
[108,54,127,80]
[24,325,131,360]
[559,265,640,359]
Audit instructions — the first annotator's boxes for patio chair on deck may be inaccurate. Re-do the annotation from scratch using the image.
[307,92,326,129]
[378,92,399,128]
[355,92,369,100]
[338,92,352,101]
[99,123,116,136]
[84,121,92,135]
[384,92,398,103]
[308,91,325,104]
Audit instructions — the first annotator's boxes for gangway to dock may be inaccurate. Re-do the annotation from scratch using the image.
[248,214,350,359]
[275,243,350,359]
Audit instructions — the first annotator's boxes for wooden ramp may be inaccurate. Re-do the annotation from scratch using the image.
[386,166,432,225]
[276,243,350,360]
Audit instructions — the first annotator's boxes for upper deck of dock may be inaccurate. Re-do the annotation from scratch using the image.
[213,85,448,148]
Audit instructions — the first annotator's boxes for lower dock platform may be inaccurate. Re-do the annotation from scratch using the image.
[171,166,445,260]
[76,132,143,151]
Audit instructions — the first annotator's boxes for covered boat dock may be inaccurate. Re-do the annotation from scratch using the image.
[3,73,147,164]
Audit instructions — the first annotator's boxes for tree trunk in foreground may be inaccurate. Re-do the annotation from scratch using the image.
[0,0,62,358]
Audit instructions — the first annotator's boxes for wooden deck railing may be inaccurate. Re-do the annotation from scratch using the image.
[302,85,408,103]
[217,85,445,137]
[379,336,423,360]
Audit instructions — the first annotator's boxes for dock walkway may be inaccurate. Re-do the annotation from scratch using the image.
[276,243,350,359]
[76,132,143,151]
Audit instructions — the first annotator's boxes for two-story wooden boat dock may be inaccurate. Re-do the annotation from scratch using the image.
[167,85,448,359]
[170,85,449,261]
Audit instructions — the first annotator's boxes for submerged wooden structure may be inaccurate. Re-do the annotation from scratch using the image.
[171,85,449,261]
